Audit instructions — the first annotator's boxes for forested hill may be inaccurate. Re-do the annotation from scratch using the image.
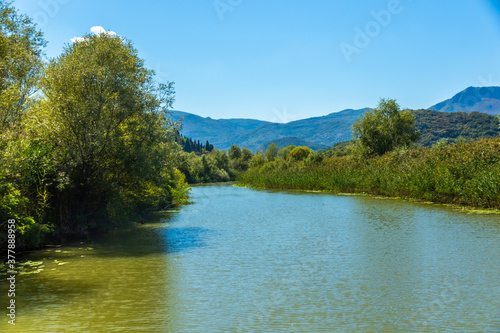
[171,86,500,151]
[429,86,500,115]
[412,110,499,146]
[171,108,499,151]
[170,108,368,151]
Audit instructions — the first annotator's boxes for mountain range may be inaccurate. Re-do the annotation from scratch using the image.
[429,86,500,115]
[171,86,500,151]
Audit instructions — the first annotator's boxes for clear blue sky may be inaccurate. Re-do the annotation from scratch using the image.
[12,0,500,122]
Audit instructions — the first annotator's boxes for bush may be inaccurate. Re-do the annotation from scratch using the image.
[289,146,313,161]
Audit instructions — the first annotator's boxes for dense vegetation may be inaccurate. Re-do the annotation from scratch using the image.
[240,139,500,209]
[175,133,215,154]
[0,2,189,251]
[240,100,500,210]
[351,99,420,158]
[173,104,500,152]
[177,145,253,183]
[321,109,500,157]
[412,110,499,146]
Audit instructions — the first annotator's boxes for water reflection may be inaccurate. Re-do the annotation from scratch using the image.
[1,185,499,332]
[159,227,214,253]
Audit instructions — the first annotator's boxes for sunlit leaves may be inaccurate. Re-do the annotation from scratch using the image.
[352,99,420,158]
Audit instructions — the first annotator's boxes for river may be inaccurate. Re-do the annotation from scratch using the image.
[1,184,499,332]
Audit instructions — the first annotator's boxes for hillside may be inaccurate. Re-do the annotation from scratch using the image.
[412,110,499,146]
[171,108,368,151]
[258,137,329,151]
[429,86,500,115]
[171,87,500,151]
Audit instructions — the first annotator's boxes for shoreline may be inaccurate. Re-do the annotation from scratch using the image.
[235,183,500,215]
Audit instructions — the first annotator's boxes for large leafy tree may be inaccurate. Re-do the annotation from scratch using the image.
[352,99,420,157]
[0,0,45,131]
[0,1,49,249]
[34,32,179,233]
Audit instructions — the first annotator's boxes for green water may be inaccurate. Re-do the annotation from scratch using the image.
[1,184,500,332]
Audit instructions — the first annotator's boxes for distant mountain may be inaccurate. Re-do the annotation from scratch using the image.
[429,86,500,115]
[170,87,500,151]
[170,108,369,151]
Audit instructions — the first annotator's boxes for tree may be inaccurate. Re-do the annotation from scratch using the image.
[289,146,312,161]
[278,145,296,160]
[34,31,180,233]
[0,0,46,131]
[265,143,278,162]
[228,144,242,160]
[241,148,253,162]
[249,152,266,168]
[352,99,420,158]
[0,1,50,250]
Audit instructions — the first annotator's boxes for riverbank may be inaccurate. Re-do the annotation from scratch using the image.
[237,183,500,215]
[238,138,500,211]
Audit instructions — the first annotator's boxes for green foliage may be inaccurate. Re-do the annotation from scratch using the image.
[176,145,254,184]
[0,2,53,250]
[170,169,191,205]
[304,151,323,166]
[240,138,500,209]
[249,152,266,169]
[321,140,355,158]
[29,32,185,236]
[278,145,296,160]
[289,146,313,161]
[0,0,46,131]
[352,99,420,158]
[228,145,242,160]
[259,137,328,152]
[175,134,214,153]
[0,7,190,252]
[412,110,499,146]
[241,148,253,163]
[265,143,278,162]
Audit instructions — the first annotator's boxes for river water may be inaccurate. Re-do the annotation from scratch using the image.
[1,184,499,332]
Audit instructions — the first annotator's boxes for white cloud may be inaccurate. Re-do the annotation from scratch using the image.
[91,26,117,36]
[70,26,118,43]
[90,26,106,35]
[70,36,85,43]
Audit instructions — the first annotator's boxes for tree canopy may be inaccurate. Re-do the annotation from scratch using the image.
[0,0,45,131]
[0,8,189,250]
[352,99,420,157]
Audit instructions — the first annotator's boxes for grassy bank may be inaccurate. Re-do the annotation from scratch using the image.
[238,138,500,209]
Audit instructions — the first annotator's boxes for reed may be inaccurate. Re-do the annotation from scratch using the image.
[238,138,500,209]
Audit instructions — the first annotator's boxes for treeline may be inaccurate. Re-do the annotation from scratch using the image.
[177,145,254,183]
[239,99,500,210]
[175,134,215,154]
[0,2,189,251]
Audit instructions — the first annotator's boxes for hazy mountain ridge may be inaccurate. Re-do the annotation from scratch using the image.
[172,87,500,151]
[171,108,369,151]
[429,86,500,115]
[258,137,329,151]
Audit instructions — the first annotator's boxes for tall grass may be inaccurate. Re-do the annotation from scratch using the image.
[238,138,500,209]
